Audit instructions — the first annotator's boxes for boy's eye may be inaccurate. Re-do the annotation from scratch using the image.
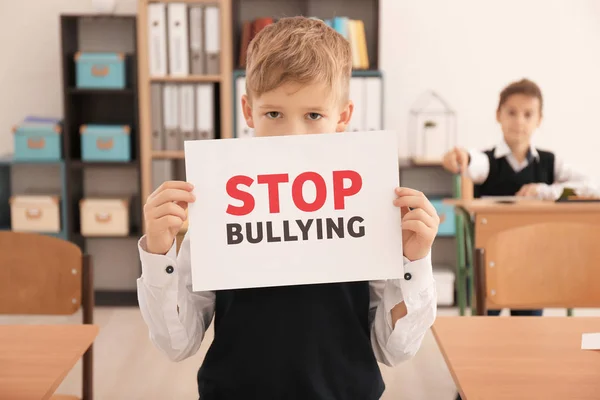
[508,110,516,117]
[266,111,281,119]
[525,112,532,119]
[306,113,323,121]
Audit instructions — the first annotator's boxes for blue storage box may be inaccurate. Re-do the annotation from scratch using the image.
[80,124,131,162]
[431,199,456,236]
[13,117,62,161]
[75,52,126,89]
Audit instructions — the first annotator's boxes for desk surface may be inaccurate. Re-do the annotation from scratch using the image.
[0,324,99,400]
[432,316,600,400]
[444,198,600,213]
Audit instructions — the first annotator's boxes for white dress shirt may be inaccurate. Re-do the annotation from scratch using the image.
[467,140,599,200]
[136,232,437,367]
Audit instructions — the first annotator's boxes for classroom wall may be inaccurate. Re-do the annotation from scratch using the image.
[1,0,599,181]
[0,0,137,154]
[381,0,600,179]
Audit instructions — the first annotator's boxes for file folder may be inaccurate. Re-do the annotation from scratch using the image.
[167,3,190,76]
[364,77,382,131]
[180,85,195,147]
[150,83,164,150]
[148,3,168,76]
[163,84,180,150]
[204,6,221,74]
[196,84,215,140]
[189,5,205,75]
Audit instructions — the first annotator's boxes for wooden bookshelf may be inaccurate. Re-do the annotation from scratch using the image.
[152,151,185,159]
[137,0,233,230]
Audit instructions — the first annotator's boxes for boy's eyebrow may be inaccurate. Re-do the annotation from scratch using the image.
[258,105,329,112]
[258,104,283,109]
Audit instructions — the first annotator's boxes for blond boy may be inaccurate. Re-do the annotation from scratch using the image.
[138,17,439,399]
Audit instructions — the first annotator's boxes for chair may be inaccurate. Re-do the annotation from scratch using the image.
[473,221,600,315]
[453,173,476,315]
[0,232,94,400]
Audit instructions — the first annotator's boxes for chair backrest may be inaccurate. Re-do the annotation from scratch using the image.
[0,232,86,315]
[476,221,600,311]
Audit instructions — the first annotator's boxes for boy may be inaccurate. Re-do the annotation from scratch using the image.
[137,17,439,400]
[443,78,595,318]
[443,78,595,202]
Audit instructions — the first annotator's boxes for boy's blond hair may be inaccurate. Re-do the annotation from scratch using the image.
[245,16,352,105]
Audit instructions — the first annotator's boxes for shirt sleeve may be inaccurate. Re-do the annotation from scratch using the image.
[369,252,437,367]
[136,232,215,362]
[466,149,490,184]
[536,155,600,200]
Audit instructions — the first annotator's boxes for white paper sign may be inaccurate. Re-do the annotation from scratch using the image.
[581,333,600,350]
[184,130,403,291]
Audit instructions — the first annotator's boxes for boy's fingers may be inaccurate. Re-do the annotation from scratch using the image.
[402,208,438,229]
[149,189,196,208]
[149,181,194,201]
[401,219,429,234]
[393,195,437,218]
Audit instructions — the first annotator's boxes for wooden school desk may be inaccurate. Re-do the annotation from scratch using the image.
[444,199,600,315]
[432,316,600,400]
[0,324,99,400]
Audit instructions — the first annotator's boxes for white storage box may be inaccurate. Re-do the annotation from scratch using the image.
[10,195,61,233]
[80,198,130,236]
[433,267,456,306]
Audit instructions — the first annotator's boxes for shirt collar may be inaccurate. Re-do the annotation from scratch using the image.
[493,139,539,161]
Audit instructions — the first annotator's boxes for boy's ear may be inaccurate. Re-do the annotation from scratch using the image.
[241,94,255,128]
[336,100,354,132]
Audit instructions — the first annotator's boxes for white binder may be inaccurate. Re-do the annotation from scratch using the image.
[163,84,180,150]
[364,77,382,131]
[196,84,215,140]
[204,6,221,74]
[148,3,167,76]
[189,5,205,75]
[150,83,164,150]
[167,3,190,77]
[348,77,365,132]
[236,77,253,138]
[180,85,195,148]
[152,160,173,191]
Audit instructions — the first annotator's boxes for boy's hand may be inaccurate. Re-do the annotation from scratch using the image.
[442,147,469,174]
[516,183,541,198]
[144,181,196,255]
[393,187,440,261]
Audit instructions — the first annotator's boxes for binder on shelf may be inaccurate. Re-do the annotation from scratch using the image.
[152,160,173,191]
[163,84,180,150]
[235,77,253,138]
[148,3,168,76]
[195,84,214,140]
[150,83,164,150]
[180,84,195,147]
[167,3,190,77]
[348,77,365,132]
[364,77,382,131]
[189,5,205,75]
[204,5,220,75]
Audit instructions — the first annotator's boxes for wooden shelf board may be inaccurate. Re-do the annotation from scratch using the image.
[152,151,185,159]
[69,88,134,95]
[150,75,221,83]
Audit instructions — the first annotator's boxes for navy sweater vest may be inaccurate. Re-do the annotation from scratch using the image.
[196,282,385,400]
[474,149,555,198]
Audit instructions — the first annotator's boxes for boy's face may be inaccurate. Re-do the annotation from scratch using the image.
[241,81,353,137]
[496,93,542,149]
